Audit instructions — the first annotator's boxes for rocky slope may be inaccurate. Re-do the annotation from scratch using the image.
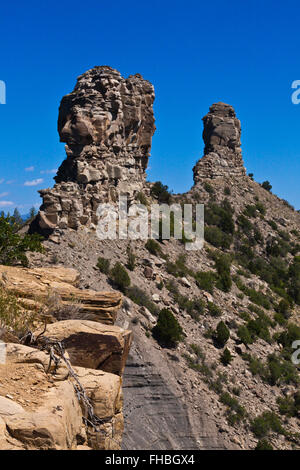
[19,66,300,450]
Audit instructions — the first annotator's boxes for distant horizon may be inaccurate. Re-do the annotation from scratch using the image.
[0,0,299,212]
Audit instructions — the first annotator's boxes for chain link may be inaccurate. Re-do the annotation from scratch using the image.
[20,329,121,448]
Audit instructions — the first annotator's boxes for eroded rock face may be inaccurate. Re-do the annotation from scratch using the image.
[193,102,246,182]
[0,265,122,325]
[0,319,131,450]
[35,66,155,234]
[34,320,132,376]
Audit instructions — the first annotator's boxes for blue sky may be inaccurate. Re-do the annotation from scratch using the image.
[0,0,299,213]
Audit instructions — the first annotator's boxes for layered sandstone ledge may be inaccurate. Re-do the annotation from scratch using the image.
[0,265,122,324]
[0,266,131,450]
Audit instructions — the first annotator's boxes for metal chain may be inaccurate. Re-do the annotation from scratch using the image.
[20,330,121,447]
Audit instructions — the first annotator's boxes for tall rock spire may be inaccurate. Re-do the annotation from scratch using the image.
[193,102,246,184]
[35,66,155,233]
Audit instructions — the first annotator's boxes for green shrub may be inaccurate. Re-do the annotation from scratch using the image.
[236,280,271,309]
[152,308,184,347]
[204,182,215,194]
[165,279,204,320]
[224,186,231,195]
[220,348,233,366]
[238,325,254,345]
[243,204,258,218]
[187,297,205,320]
[232,386,241,396]
[214,253,232,292]
[267,219,278,231]
[243,353,266,378]
[261,181,272,192]
[277,395,299,418]
[220,392,246,425]
[266,354,298,386]
[127,247,136,271]
[275,299,291,318]
[215,321,230,347]
[145,239,162,256]
[207,302,222,317]
[189,343,206,360]
[275,322,300,349]
[237,214,253,233]
[251,411,284,438]
[136,191,148,205]
[96,256,110,274]
[253,227,264,244]
[0,214,43,266]
[194,271,215,293]
[150,181,172,203]
[274,312,287,326]
[255,202,266,216]
[110,262,131,292]
[243,352,298,385]
[287,256,300,304]
[255,439,273,450]
[127,285,159,316]
[0,287,39,335]
[166,253,189,277]
[266,237,290,258]
[205,201,235,234]
[247,316,272,344]
[204,226,232,249]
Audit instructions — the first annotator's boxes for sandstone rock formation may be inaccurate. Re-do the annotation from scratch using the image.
[34,319,132,375]
[0,264,131,450]
[0,265,122,324]
[34,66,155,234]
[193,102,246,183]
[0,337,128,450]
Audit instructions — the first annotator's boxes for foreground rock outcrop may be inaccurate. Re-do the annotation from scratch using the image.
[0,265,122,324]
[0,337,128,449]
[33,66,155,234]
[0,264,132,450]
[34,319,132,375]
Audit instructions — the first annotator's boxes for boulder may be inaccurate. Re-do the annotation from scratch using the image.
[0,341,129,450]
[180,277,191,288]
[4,380,83,450]
[144,266,153,279]
[0,397,25,416]
[139,306,156,325]
[75,367,123,450]
[34,320,132,376]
